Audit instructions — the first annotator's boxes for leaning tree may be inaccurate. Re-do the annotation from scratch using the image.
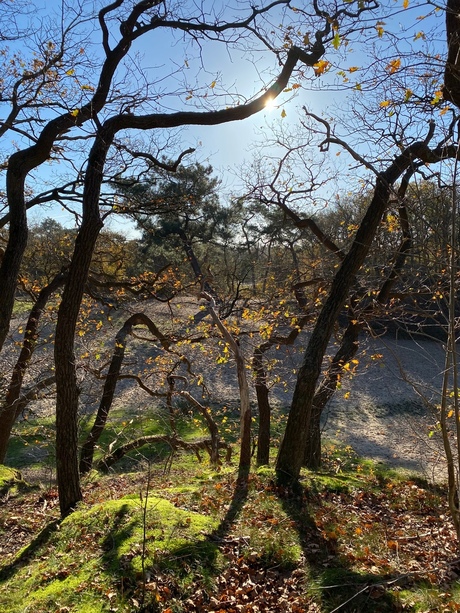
[0,0,377,516]
[275,0,460,482]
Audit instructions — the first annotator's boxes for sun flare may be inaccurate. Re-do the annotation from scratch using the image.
[264,96,277,110]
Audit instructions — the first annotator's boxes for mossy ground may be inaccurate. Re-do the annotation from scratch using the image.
[0,411,459,612]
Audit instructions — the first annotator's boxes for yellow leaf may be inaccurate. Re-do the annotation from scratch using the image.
[431,90,443,104]
[313,59,330,76]
[448,409,454,418]
[379,100,391,107]
[65,68,75,76]
[375,21,385,37]
[403,0,409,8]
[70,109,79,117]
[440,105,451,116]
[404,88,413,102]
[348,66,359,73]
[386,58,401,74]
[210,80,216,89]
[344,392,350,399]
[333,32,341,49]
[281,108,286,118]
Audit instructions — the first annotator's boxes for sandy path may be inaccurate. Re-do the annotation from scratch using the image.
[316,336,448,481]
[191,330,449,481]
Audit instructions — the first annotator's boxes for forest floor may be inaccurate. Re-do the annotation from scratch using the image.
[1,298,455,611]
[1,451,460,613]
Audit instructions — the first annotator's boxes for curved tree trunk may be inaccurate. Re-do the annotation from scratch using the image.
[79,313,171,474]
[97,434,232,471]
[303,180,413,469]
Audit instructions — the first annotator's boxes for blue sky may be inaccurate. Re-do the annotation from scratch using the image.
[1,0,449,233]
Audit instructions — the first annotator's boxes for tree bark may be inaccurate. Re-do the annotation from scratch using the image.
[0,272,65,463]
[444,0,460,108]
[254,345,272,466]
[253,320,308,466]
[303,173,414,469]
[304,318,361,468]
[55,222,103,516]
[276,137,438,483]
[202,293,251,479]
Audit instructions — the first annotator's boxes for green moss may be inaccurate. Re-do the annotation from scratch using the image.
[0,496,218,613]
[6,415,56,470]
[308,568,398,612]
[305,471,364,494]
[0,464,25,495]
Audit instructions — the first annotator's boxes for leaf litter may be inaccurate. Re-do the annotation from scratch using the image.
[1,460,460,612]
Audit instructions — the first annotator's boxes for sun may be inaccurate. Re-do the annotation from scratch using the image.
[264,96,277,110]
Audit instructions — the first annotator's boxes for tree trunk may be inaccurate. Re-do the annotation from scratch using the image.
[253,320,309,466]
[80,313,171,474]
[253,344,272,466]
[55,223,102,517]
[203,293,251,479]
[0,160,28,351]
[303,318,361,468]
[79,315,134,475]
[276,138,434,483]
[444,0,460,108]
[55,124,112,516]
[255,381,271,466]
[0,272,65,463]
[303,187,413,469]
